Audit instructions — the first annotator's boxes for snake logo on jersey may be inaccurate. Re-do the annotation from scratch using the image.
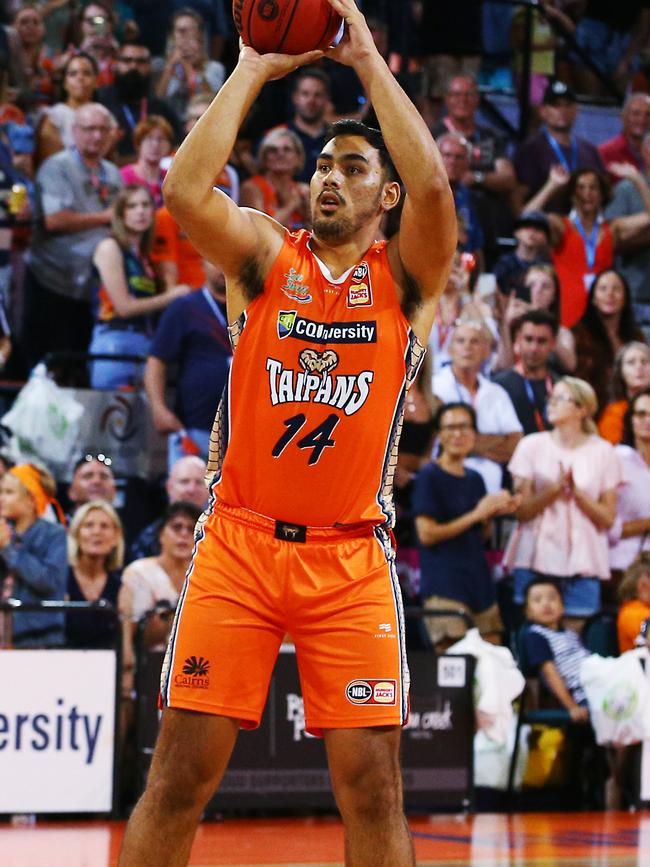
[266,351,374,417]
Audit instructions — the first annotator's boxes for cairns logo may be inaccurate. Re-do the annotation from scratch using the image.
[175,656,210,689]
[345,679,397,706]
[277,310,377,344]
[281,268,312,304]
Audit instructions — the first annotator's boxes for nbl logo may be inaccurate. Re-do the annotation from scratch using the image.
[258,0,279,21]
[346,679,396,706]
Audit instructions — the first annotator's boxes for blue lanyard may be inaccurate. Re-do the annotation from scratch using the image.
[544,129,578,174]
[201,286,227,328]
[570,209,600,270]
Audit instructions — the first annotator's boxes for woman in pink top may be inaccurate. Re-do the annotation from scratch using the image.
[120,116,173,207]
[504,376,622,626]
[609,390,650,578]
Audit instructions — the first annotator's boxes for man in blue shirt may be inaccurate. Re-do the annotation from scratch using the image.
[144,259,231,469]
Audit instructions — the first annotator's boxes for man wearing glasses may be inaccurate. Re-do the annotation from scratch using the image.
[97,44,183,164]
[25,103,122,371]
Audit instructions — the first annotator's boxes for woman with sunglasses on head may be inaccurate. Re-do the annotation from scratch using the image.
[608,390,650,585]
[505,377,622,628]
[598,343,650,444]
[572,269,645,419]
[65,499,124,648]
[239,127,311,231]
[0,463,67,647]
[89,184,191,389]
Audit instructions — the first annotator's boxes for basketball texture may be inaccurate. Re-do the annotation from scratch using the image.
[233,0,343,55]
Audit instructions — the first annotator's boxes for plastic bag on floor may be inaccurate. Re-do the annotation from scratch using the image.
[474,721,530,790]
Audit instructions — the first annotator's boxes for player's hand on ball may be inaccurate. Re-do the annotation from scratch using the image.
[323,0,376,67]
[238,40,323,81]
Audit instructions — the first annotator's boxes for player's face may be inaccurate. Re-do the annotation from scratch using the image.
[311,135,389,242]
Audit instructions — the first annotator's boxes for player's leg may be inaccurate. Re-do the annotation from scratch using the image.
[118,707,239,867]
[324,726,415,867]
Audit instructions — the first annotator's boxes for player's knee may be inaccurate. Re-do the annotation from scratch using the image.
[333,757,403,821]
[145,746,221,816]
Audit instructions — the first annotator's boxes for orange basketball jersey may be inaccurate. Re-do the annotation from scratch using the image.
[208,230,424,527]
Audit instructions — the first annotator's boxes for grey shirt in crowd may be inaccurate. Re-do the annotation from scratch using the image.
[27,149,122,301]
[605,178,650,306]
[1,517,68,647]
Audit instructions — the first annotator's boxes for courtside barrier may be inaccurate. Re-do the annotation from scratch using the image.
[134,606,476,813]
[0,600,121,816]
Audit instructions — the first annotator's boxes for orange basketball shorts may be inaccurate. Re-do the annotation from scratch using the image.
[160,502,409,735]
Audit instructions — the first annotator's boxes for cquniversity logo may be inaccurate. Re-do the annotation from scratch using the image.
[277,311,297,339]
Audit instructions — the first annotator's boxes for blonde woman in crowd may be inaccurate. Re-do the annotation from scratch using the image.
[65,499,124,648]
[240,128,311,231]
[505,377,622,628]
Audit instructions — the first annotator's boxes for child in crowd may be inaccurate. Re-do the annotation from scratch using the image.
[523,577,590,721]
[617,555,650,653]
[493,210,551,305]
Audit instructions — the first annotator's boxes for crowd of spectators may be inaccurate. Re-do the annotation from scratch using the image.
[0,0,650,806]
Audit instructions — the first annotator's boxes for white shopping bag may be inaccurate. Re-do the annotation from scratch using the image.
[1,364,84,467]
[448,628,525,745]
[580,648,650,746]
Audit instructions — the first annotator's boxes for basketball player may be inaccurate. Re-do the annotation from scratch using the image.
[119,1,456,864]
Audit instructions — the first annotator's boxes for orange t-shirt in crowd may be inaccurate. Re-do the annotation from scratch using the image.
[552,217,614,328]
[211,229,424,527]
[617,598,650,653]
[247,175,307,230]
[598,400,628,444]
[151,206,205,289]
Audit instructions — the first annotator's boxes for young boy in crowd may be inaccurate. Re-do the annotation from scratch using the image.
[494,210,551,302]
[523,577,590,722]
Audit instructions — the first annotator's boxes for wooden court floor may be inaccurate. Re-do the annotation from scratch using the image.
[2,811,650,866]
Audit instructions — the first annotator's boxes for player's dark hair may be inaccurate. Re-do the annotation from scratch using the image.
[324,120,398,182]
[510,308,559,343]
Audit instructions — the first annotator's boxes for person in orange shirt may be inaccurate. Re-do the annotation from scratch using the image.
[152,96,240,291]
[617,556,650,653]
[118,1,457,865]
[599,342,650,444]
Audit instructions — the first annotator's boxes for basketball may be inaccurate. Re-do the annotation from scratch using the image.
[233,0,343,55]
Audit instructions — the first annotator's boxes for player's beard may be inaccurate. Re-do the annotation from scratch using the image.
[312,191,383,241]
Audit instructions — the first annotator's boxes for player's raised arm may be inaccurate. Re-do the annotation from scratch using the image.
[162,44,322,302]
[325,0,457,312]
